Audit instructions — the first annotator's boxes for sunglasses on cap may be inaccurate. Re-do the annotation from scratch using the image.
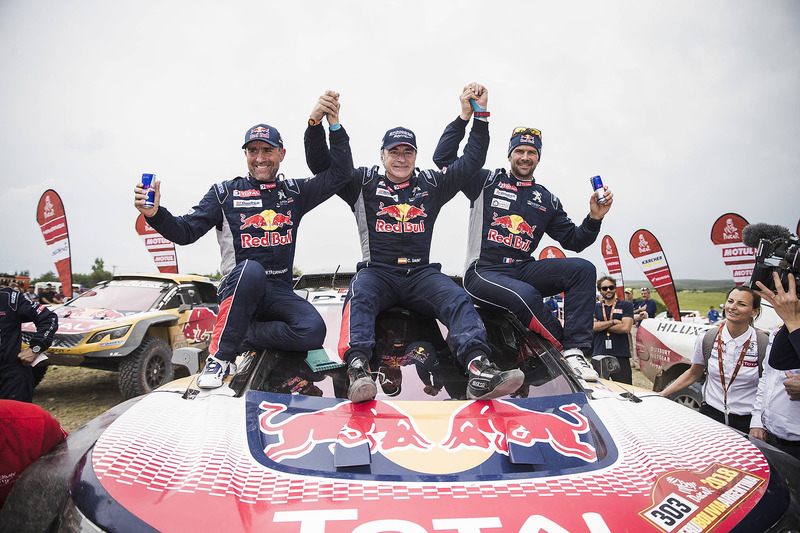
[511,127,542,138]
[600,285,616,291]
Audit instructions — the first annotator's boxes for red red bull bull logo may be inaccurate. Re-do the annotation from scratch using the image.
[258,399,433,462]
[489,212,535,251]
[375,202,426,234]
[250,393,601,480]
[239,210,293,248]
[440,400,596,462]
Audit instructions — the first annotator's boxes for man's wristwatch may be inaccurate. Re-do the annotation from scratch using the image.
[308,118,322,126]
[31,345,42,354]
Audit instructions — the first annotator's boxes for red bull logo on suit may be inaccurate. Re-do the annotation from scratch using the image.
[375,202,426,233]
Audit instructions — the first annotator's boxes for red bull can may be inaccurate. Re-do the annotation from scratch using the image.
[590,175,605,204]
[141,173,156,208]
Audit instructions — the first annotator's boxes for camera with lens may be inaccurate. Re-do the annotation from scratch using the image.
[746,226,800,297]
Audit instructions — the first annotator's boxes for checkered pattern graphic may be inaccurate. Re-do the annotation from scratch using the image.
[92,394,769,504]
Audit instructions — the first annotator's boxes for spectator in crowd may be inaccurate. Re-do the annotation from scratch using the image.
[707,305,720,323]
[634,287,656,324]
[624,288,638,358]
[660,286,766,433]
[544,296,560,319]
[37,284,61,305]
[0,400,67,508]
[592,276,634,383]
[0,281,57,402]
[23,286,38,303]
[750,272,800,459]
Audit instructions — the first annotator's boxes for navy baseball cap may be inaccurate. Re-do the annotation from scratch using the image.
[507,127,542,157]
[242,124,283,149]
[381,127,417,150]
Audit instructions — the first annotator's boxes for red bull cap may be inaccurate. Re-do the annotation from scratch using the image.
[381,127,417,150]
[242,124,283,149]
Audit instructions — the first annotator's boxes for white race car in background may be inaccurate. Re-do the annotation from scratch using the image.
[637,303,781,409]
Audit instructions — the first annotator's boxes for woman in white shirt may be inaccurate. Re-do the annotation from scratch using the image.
[660,286,762,433]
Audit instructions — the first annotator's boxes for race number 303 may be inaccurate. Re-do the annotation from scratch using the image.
[645,494,698,532]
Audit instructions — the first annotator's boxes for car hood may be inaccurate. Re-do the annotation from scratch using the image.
[29,308,169,334]
[74,389,779,532]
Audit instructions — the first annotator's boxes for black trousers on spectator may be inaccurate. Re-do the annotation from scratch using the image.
[700,403,751,434]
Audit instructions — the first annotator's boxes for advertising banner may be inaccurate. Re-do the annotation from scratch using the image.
[600,235,625,301]
[538,246,566,260]
[36,189,73,298]
[710,213,754,286]
[136,213,178,274]
[629,229,680,321]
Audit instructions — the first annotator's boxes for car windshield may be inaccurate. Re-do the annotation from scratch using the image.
[248,308,574,402]
[59,280,171,313]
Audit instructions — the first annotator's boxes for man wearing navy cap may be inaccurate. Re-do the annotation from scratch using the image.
[305,83,523,402]
[134,91,353,389]
[434,121,614,382]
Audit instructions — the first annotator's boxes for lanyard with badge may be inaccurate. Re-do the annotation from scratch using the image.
[716,327,753,426]
[602,303,615,350]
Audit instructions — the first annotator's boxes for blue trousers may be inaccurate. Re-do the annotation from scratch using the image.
[340,262,490,367]
[464,258,596,351]
[211,260,325,362]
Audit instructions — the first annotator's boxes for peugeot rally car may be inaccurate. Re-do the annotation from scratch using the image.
[3,274,799,532]
[21,273,219,399]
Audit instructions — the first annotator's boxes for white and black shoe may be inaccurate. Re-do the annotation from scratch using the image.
[467,357,524,400]
[197,355,233,389]
[347,357,377,403]
[562,348,599,381]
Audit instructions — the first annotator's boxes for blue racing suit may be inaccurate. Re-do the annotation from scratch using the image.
[304,120,491,367]
[0,287,57,402]
[433,117,600,351]
[146,127,354,362]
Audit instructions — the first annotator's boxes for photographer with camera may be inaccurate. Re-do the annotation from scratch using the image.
[749,269,800,459]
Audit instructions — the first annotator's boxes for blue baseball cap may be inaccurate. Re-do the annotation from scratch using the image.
[381,127,417,150]
[242,124,283,149]
[507,127,542,158]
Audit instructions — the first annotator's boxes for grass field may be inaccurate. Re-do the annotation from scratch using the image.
[648,291,729,317]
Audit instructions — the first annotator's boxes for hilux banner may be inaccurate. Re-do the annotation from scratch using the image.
[136,213,178,274]
[710,213,754,286]
[629,229,681,321]
[600,235,626,301]
[36,189,73,298]
[538,246,565,260]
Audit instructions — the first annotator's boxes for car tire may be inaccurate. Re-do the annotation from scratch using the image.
[118,336,174,400]
[665,379,703,411]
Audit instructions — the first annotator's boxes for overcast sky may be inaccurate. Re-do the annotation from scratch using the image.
[2,1,798,285]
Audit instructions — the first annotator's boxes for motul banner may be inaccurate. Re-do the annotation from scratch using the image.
[136,213,178,274]
[538,246,566,260]
[600,235,625,301]
[36,189,73,298]
[710,213,754,286]
[629,229,680,321]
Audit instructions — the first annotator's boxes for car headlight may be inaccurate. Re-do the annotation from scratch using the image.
[55,496,103,532]
[86,326,131,344]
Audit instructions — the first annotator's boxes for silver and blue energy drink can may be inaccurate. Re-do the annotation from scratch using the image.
[590,175,605,204]
[141,173,156,208]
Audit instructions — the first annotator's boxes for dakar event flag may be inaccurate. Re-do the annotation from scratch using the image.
[538,246,565,260]
[629,229,681,321]
[600,235,626,301]
[36,189,73,298]
[136,214,178,274]
[710,213,754,286]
